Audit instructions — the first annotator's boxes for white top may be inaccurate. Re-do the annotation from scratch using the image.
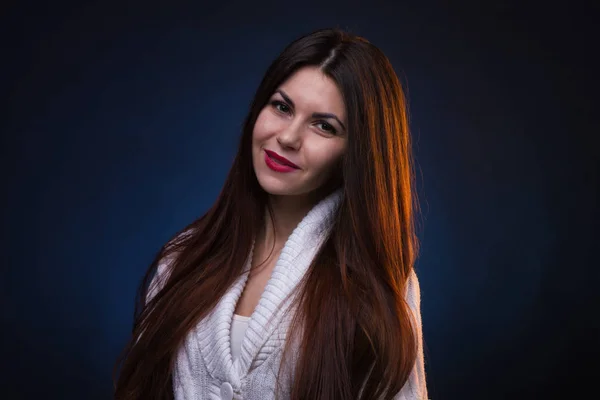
[147,188,428,399]
[230,314,250,361]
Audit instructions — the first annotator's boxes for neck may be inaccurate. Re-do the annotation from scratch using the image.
[259,187,331,253]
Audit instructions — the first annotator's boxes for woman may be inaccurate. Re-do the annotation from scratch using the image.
[115,28,428,400]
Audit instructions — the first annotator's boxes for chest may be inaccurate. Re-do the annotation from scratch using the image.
[234,248,281,317]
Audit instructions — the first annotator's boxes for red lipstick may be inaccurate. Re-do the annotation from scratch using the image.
[264,150,300,173]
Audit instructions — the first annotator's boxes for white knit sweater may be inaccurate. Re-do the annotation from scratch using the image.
[148,189,428,399]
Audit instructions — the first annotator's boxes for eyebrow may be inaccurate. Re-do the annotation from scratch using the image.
[275,89,346,131]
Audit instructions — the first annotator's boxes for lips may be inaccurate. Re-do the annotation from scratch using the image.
[264,149,300,169]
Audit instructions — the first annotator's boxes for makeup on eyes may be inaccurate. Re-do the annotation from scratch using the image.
[271,90,345,133]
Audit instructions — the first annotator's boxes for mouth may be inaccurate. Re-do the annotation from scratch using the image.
[264,149,300,169]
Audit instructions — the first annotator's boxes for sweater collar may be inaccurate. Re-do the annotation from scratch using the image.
[192,188,343,386]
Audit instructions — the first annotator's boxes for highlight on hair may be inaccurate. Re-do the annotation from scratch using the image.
[114,28,421,400]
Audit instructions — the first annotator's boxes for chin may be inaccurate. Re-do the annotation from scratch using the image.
[259,184,302,197]
[257,179,305,197]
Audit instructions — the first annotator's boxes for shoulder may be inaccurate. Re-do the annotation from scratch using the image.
[405,269,422,307]
[146,254,176,303]
[146,228,195,303]
[404,268,424,330]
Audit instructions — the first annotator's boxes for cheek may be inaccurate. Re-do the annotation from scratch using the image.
[306,142,345,171]
[253,110,279,143]
[252,114,266,143]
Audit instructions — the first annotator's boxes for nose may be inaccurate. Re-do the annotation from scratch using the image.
[276,120,302,150]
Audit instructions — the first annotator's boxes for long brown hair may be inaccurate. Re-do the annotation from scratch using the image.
[114,28,421,400]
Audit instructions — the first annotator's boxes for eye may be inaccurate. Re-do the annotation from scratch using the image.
[271,100,291,114]
[316,121,337,135]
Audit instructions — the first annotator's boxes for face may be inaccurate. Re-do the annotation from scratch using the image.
[252,66,347,198]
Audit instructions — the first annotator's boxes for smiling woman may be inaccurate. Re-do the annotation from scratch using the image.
[115,28,428,400]
[252,66,347,198]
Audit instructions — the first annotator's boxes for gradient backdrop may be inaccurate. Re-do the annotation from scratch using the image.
[2,2,597,399]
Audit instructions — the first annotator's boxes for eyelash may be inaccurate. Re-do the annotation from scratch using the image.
[270,100,338,135]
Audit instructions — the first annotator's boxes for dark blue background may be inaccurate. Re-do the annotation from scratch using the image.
[2,2,597,399]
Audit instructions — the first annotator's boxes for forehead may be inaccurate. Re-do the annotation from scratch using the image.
[277,67,346,118]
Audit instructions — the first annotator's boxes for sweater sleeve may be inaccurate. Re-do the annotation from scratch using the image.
[393,269,428,400]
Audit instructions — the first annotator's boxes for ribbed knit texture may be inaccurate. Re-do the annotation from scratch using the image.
[148,188,428,399]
